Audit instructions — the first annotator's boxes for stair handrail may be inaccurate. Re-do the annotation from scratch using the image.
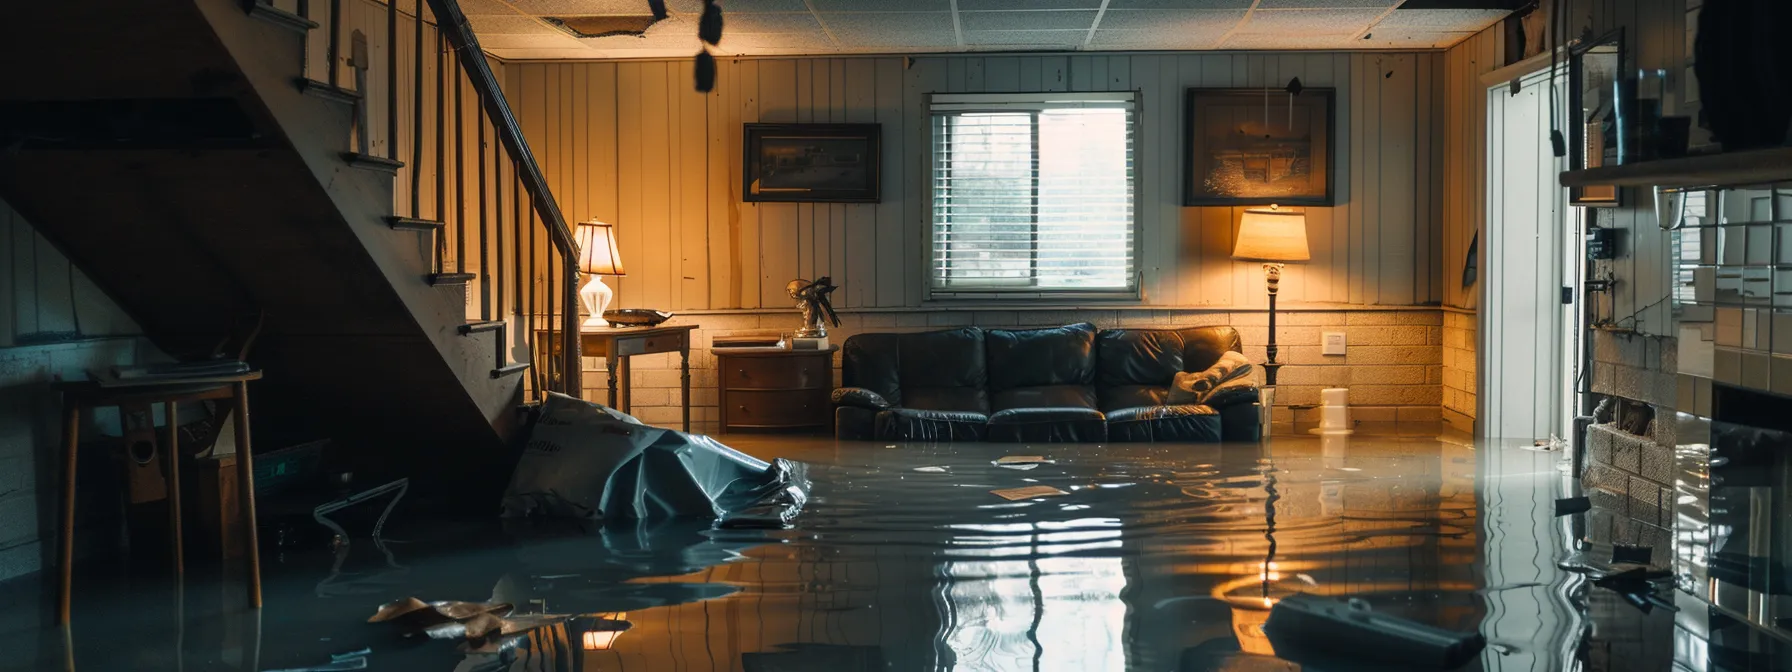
[424,0,580,397]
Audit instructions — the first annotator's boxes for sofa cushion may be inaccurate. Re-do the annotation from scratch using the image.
[1167,351,1255,405]
[1097,326,1246,411]
[992,385,1098,412]
[986,323,1097,391]
[987,407,1107,443]
[840,328,989,413]
[841,332,903,406]
[1106,405,1222,442]
[875,408,988,441]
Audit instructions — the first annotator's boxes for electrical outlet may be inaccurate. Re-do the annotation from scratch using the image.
[1322,332,1347,356]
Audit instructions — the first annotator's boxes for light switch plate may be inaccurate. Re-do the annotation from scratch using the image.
[1322,332,1347,356]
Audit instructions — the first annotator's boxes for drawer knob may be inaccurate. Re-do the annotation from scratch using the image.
[738,369,749,377]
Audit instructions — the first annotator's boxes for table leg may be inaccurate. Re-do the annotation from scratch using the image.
[606,352,619,409]
[165,401,183,578]
[681,344,691,432]
[56,406,80,626]
[231,382,262,609]
[620,357,632,414]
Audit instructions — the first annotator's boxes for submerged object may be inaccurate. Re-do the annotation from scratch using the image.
[1262,594,1486,670]
[502,393,810,527]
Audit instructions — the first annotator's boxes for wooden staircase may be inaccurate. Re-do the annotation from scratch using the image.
[0,0,583,491]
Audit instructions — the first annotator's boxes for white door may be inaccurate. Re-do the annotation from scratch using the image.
[1480,71,1570,442]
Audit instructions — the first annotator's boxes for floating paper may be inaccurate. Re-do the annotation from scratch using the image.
[991,485,1069,501]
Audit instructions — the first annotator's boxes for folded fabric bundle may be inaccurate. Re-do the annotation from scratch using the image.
[501,393,810,528]
[1166,351,1257,405]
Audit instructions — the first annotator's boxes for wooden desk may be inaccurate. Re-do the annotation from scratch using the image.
[55,371,264,625]
[542,325,695,431]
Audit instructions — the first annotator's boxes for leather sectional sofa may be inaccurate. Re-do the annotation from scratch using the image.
[830,323,1262,442]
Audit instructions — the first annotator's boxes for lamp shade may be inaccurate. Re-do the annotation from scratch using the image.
[576,221,625,275]
[1232,207,1311,262]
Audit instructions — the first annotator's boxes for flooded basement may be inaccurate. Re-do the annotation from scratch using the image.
[1,434,1783,671]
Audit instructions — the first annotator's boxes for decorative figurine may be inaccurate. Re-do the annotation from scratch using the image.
[786,277,840,338]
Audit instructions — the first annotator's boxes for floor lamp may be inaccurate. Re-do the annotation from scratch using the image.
[1233,206,1311,426]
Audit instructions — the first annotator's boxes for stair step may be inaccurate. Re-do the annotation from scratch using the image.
[491,363,531,379]
[343,153,404,173]
[294,78,360,104]
[430,272,478,286]
[244,1,318,32]
[459,320,505,335]
[386,216,445,231]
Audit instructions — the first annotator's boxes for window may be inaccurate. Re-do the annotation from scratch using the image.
[929,93,1137,298]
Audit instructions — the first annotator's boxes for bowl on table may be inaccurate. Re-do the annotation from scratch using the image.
[603,309,674,327]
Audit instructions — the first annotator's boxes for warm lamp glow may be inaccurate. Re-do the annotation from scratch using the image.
[576,222,625,275]
[1232,206,1311,263]
[576,221,624,330]
[581,612,629,650]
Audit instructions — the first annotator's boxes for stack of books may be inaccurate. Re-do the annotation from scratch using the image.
[101,359,251,386]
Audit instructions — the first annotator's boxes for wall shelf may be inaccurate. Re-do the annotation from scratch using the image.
[1559,147,1792,188]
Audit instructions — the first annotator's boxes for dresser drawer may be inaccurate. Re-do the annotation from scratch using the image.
[725,389,830,428]
[722,354,831,390]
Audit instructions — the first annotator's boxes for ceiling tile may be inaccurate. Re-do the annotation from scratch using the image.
[1220,33,1355,49]
[1090,25,1230,49]
[821,12,957,48]
[1256,0,1398,7]
[959,10,1098,32]
[502,0,699,15]
[1373,9,1509,30]
[458,0,528,15]
[1232,8,1384,35]
[712,0,810,12]
[575,32,702,48]
[809,0,951,10]
[485,48,615,58]
[1096,9,1245,31]
[718,12,824,33]
[1104,0,1254,8]
[478,32,588,49]
[963,29,1090,46]
[959,0,1103,10]
[715,32,840,52]
[469,15,561,33]
[1358,30,1479,49]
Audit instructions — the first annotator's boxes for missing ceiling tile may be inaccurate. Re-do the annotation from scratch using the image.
[544,15,661,39]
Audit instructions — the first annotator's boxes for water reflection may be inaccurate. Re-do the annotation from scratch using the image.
[17,434,1792,670]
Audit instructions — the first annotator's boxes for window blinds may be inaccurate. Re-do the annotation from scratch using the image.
[929,93,1138,297]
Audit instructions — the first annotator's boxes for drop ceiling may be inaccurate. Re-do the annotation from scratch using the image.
[464,0,1513,60]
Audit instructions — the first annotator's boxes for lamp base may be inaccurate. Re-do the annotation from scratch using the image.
[580,275,614,332]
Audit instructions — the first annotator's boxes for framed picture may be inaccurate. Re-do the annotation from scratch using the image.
[1569,29,1624,207]
[743,123,881,203]
[1183,88,1335,206]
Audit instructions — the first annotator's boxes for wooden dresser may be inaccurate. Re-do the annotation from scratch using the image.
[715,346,838,433]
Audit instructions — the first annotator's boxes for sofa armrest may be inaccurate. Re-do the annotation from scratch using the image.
[832,387,893,410]
[1201,378,1259,407]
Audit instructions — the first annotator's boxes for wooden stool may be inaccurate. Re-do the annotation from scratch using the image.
[54,371,264,625]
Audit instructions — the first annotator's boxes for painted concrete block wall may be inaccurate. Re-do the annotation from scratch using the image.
[0,197,161,581]
[1442,310,1477,433]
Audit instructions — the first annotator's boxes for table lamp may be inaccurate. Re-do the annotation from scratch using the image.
[1232,205,1309,387]
[576,221,625,330]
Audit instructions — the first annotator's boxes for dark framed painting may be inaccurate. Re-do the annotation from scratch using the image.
[743,123,881,203]
[1183,88,1336,206]
[1569,29,1624,207]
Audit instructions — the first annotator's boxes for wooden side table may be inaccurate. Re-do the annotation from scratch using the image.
[539,324,695,431]
[716,346,837,433]
[54,371,264,625]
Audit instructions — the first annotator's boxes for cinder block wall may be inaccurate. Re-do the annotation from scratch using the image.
[577,307,1445,436]
[1582,423,1675,561]
[1441,310,1477,432]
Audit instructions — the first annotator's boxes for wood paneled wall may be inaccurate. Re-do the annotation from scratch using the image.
[504,52,1450,312]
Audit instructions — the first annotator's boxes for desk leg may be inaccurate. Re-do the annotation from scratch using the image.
[231,382,262,609]
[56,406,80,626]
[165,401,183,578]
[606,352,619,409]
[681,345,691,432]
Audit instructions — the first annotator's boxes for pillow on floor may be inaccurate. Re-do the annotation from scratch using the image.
[1167,351,1254,405]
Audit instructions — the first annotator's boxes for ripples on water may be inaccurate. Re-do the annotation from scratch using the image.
[32,436,1679,671]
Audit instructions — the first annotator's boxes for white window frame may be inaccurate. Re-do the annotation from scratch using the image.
[925,92,1142,302]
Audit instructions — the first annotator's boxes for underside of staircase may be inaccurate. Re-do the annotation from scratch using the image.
[0,0,540,490]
